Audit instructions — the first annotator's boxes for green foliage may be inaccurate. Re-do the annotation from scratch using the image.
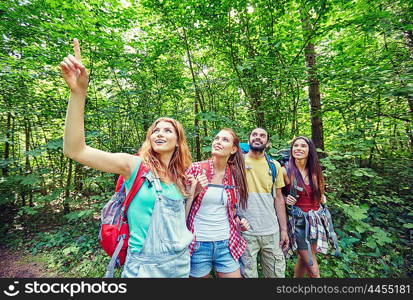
[1,0,412,278]
[17,206,38,216]
[20,219,109,277]
[312,151,411,277]
[64,209,95,222]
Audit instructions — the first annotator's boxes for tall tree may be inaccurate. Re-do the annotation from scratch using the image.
[300,1,326,152]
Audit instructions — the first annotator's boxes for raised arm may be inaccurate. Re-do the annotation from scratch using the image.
[61,39,137,179]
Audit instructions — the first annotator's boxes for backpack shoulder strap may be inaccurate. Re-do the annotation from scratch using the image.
[285,166,298,197]
[199,160,211,180]
[264,153,277,183]
[115,176,124,192]
[264,154,277,197]
[121,160,148,215]
[115,153,140,192]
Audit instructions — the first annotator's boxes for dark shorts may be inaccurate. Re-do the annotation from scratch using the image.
[295,218,317,250]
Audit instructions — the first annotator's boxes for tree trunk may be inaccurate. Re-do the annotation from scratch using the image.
[64,159,72,214]
[75,163,83,201]
[227,10,264,127]
[403,29,413,151]
[182,28,201,160]
[301,10,325,153]
[243,10,264,127]
[24,118,33,206]
[2,112,11,177]
[11,114,16,163]
[198,89,208,138]
[248,84,265,128]
[305,41,325,151]
[291,85,300,135]
[405,30,413,61]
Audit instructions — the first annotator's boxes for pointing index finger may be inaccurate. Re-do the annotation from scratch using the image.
[73,38,82,61]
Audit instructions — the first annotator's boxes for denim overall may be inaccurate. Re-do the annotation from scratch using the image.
[121,172,194,278]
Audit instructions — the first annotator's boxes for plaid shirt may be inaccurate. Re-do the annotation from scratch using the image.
[186,159,246,260]
[286,205,340,262]
[308,209,329,254]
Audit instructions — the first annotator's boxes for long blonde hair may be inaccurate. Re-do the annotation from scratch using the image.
[139,117,192,195]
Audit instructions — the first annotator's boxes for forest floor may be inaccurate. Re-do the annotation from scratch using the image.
[0,245,49,278]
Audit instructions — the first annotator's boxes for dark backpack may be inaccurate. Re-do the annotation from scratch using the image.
[270,148,294,197]
[273,148,290,169]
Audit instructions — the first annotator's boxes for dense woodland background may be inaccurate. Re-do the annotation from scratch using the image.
[0,0,412,278]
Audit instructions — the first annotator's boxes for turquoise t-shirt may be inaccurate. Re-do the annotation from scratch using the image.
[125,158,183,253]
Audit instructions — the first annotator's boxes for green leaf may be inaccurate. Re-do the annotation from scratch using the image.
[355,225,366,233]
[62,246,79,256]
[354,170,364,177]
[365,239,377,249]
[20,174,41,186]
[371,227,393,245]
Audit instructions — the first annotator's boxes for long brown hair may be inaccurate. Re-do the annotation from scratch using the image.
[221,128,248,210]
[287,136,325,203]
[139,117,192,195]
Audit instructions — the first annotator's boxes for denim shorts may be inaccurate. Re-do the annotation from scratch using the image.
[189,239,240,277]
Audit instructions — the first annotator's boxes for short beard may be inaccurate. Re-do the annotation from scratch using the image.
[249,143,266,153]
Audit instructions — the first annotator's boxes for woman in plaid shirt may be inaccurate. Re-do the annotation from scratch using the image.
[185,128,250,278]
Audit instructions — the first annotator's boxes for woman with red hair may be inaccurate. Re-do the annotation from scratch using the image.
[61,39,193,277]
[186,128,249,278]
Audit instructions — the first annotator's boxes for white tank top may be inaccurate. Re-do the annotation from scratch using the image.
[193,184,230,241]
